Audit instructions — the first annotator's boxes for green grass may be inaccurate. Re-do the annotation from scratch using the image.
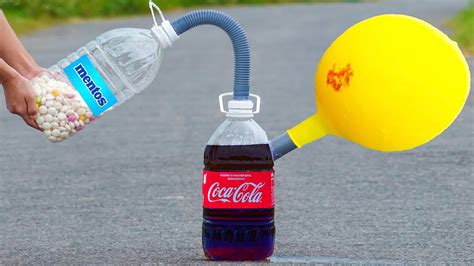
[1,0,359,35]
[4,8,73,35]
[451,0,474,55]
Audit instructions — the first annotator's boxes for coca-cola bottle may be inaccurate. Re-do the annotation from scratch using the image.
[202,93,275,261]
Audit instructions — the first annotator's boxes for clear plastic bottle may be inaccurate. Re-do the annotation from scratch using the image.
[31,20,178,142]
[202,93,275,260]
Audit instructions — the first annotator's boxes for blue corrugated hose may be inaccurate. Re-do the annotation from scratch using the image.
[171,10,250,100]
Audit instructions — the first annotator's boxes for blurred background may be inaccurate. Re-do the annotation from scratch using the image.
[1,0,472,54]
[2,0,359,33]
[0,0,472,264]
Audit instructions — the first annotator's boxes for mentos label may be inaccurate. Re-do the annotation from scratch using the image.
[64,55,117,116]
[202,171,274,209]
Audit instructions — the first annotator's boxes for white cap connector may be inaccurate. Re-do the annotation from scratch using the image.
[149,1,179,49]
[152,21,179,49]
[219,92,261,117]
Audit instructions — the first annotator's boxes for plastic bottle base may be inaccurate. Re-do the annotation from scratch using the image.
[202,221,275,261]
[204,247,273,261]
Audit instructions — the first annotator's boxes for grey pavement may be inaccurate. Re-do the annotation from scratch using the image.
[1,0,473,264]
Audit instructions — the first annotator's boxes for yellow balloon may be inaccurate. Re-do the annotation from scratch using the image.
[288,14,470,152]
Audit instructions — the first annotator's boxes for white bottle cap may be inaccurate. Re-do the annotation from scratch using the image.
[152,21,179,49]
[219,92,261,118]
[149,1,179,49]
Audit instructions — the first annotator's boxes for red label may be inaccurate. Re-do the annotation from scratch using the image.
[202,170,274,209]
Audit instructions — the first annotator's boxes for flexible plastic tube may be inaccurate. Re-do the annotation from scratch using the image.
[171,10,250,99]
[270,132,297,160]
[172,10,295,160]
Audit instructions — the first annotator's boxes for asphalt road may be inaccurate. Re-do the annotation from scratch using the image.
[1,0,472,264]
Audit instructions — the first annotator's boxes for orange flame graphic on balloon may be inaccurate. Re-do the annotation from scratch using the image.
[327,64,354,92]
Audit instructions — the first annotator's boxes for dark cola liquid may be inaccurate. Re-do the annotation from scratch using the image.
[203,144,275,261]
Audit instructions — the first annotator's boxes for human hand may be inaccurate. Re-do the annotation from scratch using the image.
[1,59,40,130]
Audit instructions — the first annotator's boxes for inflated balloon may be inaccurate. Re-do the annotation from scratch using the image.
[286,14,470,152]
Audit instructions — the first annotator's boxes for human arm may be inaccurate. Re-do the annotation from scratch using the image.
[0,58,39,129]
[0,10,44,129]
[0,10,43,79]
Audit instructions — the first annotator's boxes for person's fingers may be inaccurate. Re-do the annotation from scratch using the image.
[10,105,39,130]
[22,115,39,130]
[14,103,38,130]
[25,94,38,117]
[6,105,16,114]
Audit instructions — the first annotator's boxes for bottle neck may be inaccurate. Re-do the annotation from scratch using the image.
[226,111,254,118]
[150,21,179,49]
[226,116,254,121]
[224,98,255,118]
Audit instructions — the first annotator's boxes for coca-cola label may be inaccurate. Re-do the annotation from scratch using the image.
[202,171,274,209]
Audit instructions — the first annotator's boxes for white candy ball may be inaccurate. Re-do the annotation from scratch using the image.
[57,112,67,121]
[74,121,79,127]
[60,120,66,127]
[48,136,59,142]
[59,126,66,132]
[46,94,54,101]
[41,97,46,104]
[32,85,41,95]
[43,130,52,137]
[71,102,80,110]
[60,132,69,138]
[54,101,62,110]
[51,129,60,137]
[85,112,93,118]
[60,106,69,113]
[77,108,86,116]
[68,122,75,129]
[65,124,71,131]
[43,122,52,130]
[44,114,53,123]
[47,107,58,116]
[39,106,48,115]
[66,110,75,116]
[45,100,54,108]
[36,116,44,125]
